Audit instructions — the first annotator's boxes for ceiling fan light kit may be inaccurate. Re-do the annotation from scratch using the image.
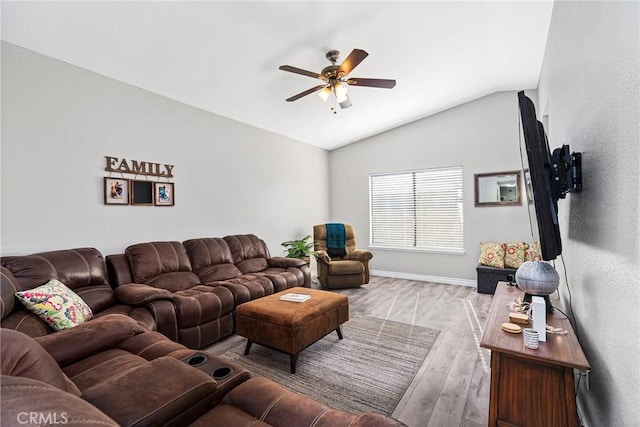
[279,49,396,114]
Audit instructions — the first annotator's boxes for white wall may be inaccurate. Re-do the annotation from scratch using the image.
[537,2,639,425]
[329,91,536,282]
[1,42,330,256]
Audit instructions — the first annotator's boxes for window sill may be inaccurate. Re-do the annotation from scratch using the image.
[368,245,466,255]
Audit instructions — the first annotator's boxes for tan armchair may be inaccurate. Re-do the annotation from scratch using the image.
[313,224,373,288]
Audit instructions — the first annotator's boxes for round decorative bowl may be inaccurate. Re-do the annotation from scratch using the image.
[515,261,560,296]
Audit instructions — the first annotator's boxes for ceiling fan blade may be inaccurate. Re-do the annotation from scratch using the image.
[337,49,369,76]
[279,65,323,79]
[285,84,327,102]
[347,78,396,89]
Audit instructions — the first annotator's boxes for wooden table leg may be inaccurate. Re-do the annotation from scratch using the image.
[244,340,253,355]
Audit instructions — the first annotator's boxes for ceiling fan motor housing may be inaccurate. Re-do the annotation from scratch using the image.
[325,50,340,64]
[321,65,341,82]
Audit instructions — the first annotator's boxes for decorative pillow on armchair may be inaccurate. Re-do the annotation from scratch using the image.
[478,243,506,268]
[525,242,542,261]
[15,279,93,331]
[504,242,527,268]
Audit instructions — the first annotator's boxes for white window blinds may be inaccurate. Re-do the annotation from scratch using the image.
[370,166,464,252]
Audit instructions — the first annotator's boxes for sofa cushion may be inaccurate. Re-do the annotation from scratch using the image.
[224,234,271,263]
[172,285,235,328]
[1,248,117,314]
[327,260,365,275]
[184,238,243,281]
[0,329,80,395]
[237,257,270,274]
[191,404,272,427]
[1,376,119,427]
[15,279,93,331]
[478,242,506,268]
[63,348,148,392]
[1,310,52,337]
[95,304,157,331]
[125,242,200,292]
[525,241,542,261]
[82,357,217,427]
[0,267,19,320]
[504,242,527,268]
[34,314,145,367]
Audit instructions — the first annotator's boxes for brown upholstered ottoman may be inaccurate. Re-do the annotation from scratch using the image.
[235,287,349,373]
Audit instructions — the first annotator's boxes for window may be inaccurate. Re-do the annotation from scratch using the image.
[370,166,464,253]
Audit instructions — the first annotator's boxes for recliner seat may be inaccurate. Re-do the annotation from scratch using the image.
[183,237,275,306]
[223,234,311,291]
[313,224,374,289]
[1,248,173,337]
[120,241,236,349]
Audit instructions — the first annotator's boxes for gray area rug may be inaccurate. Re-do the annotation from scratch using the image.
[219,315,440,416]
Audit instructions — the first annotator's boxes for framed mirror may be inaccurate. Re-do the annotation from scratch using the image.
[474,170,522,207]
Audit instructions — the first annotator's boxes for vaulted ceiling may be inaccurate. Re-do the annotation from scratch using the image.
[1,1,553,150]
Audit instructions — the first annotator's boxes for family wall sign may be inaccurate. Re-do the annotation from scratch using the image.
[103,156,175,206]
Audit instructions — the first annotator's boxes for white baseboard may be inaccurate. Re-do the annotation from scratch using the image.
[371,269,476,288]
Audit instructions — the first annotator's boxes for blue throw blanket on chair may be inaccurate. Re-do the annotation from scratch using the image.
[326,223,347,258]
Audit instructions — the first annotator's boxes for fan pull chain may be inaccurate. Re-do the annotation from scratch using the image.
[331,86,337,114]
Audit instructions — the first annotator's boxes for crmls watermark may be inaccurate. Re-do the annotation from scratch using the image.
[17,412,68,425]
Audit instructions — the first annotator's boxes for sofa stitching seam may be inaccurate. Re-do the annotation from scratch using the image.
[259,390,288,421]
[309,408,330,427]
[69,249,92,286]
[130,380,212,425]
[68,354,135,380]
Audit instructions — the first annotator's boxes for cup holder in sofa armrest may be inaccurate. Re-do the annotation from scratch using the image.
[212,366,233,380]
[180,351,251,406]
[181,353,234,380]
[184,353,208,367]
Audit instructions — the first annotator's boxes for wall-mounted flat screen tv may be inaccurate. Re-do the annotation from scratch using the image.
[517,91,582,261]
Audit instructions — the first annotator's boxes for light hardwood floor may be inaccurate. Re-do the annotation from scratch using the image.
[205,276,493,427]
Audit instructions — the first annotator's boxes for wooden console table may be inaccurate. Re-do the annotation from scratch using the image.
[480,282,590,427]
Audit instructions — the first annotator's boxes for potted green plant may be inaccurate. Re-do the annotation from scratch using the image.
[281,235,317,263]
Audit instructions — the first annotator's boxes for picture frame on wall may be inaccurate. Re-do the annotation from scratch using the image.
[104,177,129,205]
[524,169,534,204]
[154,182,174,206]
[131,180,154,206]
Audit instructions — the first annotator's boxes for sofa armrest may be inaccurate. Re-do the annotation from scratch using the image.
[267,256,305,268]
[220,377,406,427]
[1,376,119,427]
[105,253,134,287]
[115,283,173,305]
[34,314,145,367]
[348,249,373,262]
[315,250,332,265]
[83,357,217,427]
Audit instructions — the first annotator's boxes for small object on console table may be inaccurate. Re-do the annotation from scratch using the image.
[480,281,590,427]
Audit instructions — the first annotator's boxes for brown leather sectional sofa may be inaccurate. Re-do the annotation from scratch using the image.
[1,235,405,426]
[1,235,310,348]
[2,315,404,426]
[107,234,311,349]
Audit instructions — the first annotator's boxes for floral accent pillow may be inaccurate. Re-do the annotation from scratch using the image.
[478,242,506,268]
[525,242,542,261]
[15,279,93,331]
[504,242,527,268]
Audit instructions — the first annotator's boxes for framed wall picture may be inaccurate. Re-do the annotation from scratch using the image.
[154,182,174,206]
[524,169,534,204]
[131,180,154,206]
[104,177,129,205]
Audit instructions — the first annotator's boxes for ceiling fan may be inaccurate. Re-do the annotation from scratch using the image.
[279,49,396,113]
